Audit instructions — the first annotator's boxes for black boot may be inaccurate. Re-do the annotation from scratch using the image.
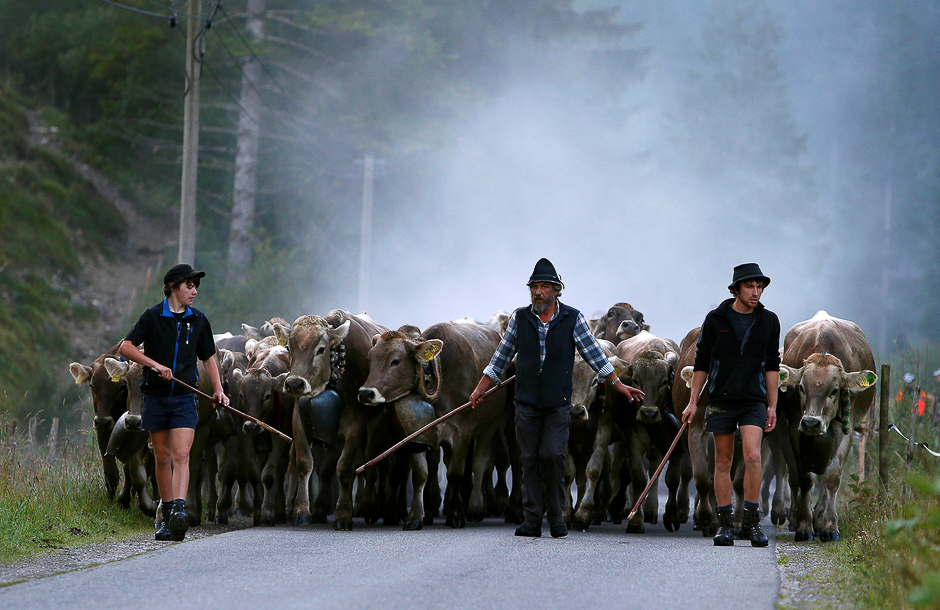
[713,509,735,547]
[548,516,568,539]
[155,501,173,542]
[743,505,768,547]
[168,499,189,541]
[515,520,542,538]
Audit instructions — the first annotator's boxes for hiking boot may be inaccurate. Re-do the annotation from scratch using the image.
[155,501,173,542]
[515,520,542,538]
[713,510,735,547]
[549,516,568,538]
[168,499,189,541]
[743,505,768,547]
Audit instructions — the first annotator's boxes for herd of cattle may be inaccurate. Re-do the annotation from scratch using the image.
[68,302,878,542]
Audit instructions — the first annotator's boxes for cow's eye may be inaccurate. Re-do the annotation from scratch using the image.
[390,359,400,367]
[264,392,271,402]
[315,346,326,355]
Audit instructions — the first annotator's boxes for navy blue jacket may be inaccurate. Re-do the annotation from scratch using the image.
[693,298,781,405]
[125,299,217,396]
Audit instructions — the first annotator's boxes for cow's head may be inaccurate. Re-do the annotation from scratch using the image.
[280,315,350,397]
[359,331,443,405]
[70,350,128,431]
[599,303,648,344]
[621,350,678,423]
[779,353,877,436]
[570,353,601,421]
[234,368,277,434]
[103,358,145,431]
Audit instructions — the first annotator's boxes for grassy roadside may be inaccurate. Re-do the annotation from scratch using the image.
[825,472,940,609]
[0,431,153,564]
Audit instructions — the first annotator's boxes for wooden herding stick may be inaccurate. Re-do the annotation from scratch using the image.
[171,376,293,443]
[356,375,515,473]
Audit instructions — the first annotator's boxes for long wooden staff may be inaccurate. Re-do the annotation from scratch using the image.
[356,375,515,473]
[627,373,707,521]
[626,420,688,521]
[171,376,293,443]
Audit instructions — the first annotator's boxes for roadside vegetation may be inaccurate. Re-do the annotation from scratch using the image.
[0,427,152,565]
[828,348,940,609]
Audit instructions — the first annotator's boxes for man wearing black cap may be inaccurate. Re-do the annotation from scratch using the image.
[119,263,229,541]
[681,263,780,547]
[469,258,644,538]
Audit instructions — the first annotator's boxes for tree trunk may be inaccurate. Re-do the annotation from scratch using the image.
[226,0,267,285]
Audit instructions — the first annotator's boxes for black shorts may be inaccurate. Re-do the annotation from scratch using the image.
[704,401,766,434]
[142,394,199,431]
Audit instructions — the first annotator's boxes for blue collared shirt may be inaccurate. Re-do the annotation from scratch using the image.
[483,301,614,383]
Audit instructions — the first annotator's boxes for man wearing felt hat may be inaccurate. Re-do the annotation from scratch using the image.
[119,263,229,541]
[681,262,781,548]
[470,258,644,538]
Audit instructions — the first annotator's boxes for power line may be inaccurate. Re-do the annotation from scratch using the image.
[96,0,175,21]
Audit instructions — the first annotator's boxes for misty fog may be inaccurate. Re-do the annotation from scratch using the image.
[286,0,938,354]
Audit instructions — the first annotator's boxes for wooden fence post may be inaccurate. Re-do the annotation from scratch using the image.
[879,363,891,491]
[47,417,60,462]
[28,416,38,453]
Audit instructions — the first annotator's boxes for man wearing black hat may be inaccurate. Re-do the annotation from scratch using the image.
[469,258,644,538]
[119,263,229,541]
[681,263,780,547]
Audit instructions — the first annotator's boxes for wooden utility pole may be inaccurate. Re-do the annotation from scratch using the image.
[178,0,203,265]
[878,363,890,490]
[358,153,374,314]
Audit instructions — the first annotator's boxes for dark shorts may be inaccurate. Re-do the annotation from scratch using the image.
[704,401,767,434]
[142,394,199,431]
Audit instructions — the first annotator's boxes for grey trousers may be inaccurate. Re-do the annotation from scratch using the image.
[514,401,570,524]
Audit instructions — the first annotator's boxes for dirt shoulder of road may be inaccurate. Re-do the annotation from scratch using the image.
[0,519,251,588]
[775,531,855,609]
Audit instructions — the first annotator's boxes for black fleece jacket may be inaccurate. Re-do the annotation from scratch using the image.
[693,298,781,405]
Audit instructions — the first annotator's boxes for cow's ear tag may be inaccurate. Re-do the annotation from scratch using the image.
[423,344,440,361]
[863,373,876,387]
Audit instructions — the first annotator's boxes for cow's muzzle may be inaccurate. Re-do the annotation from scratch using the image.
[570,405,589,421]
[358,387,384,405]
[94,416,114,431]
[283,375,312,396]
[125,414,142,431]
[243,420,261,435]
[617,319,640,340]
[799,416,826,436]
[636,406,661,424]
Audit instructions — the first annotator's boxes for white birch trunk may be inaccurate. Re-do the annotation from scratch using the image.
[226,0,267,285]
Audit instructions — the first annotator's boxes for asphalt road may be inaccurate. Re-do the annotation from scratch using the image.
[0,516,780,610]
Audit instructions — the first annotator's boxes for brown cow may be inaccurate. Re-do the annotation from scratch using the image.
[609,331,684,533]
[591,303,649,345]
[231,345,294,525]
[277,311,388,530]
[101,358,157,518]
[777,311,877,541]
[566,339,617,530]
[69,343,127,499]
[358,321,504,528]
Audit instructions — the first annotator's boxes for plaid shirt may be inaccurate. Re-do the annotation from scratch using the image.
[484,302,614,383]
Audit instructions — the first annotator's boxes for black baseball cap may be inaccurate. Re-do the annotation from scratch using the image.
[163,263,206,285]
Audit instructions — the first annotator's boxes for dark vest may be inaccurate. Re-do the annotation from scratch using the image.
[514,302,578,408]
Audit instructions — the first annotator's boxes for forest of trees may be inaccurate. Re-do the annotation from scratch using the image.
[0,0,937,353]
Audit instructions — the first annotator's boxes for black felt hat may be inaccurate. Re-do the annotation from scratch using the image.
[163,263,206,286]
[728,262,770,291]
[527,258,564,289]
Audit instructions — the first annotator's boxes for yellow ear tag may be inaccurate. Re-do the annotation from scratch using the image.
[111,373,121,383]
[862,374,875,387]
[423,344,440,362]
